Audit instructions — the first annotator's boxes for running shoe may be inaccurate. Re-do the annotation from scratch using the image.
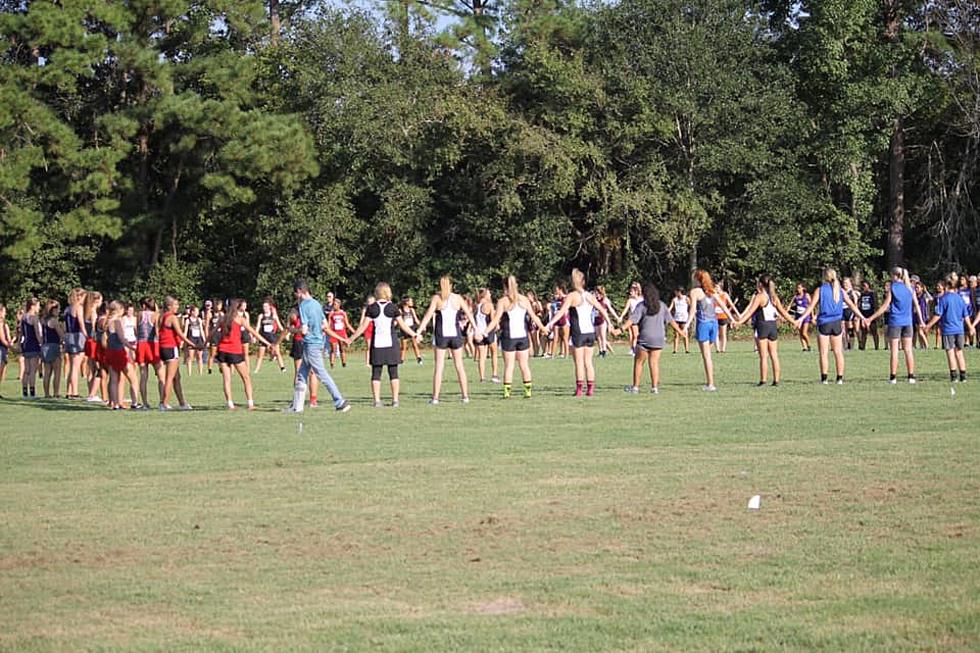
[336,401,351,413]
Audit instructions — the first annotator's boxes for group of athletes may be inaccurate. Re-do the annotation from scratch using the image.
[1,266,978,411]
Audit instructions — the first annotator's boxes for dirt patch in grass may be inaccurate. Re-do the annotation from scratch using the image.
[471,597,525,615]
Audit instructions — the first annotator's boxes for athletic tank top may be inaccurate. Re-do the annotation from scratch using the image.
[209,313,222,335]
[94,319,106,346]
[218,319,244,354]
[673,297,690,322]
[435,297,458,338]
[371,300,396,349]
[84,320,95,339]
[475,304,490,332]
[889,283,914,327]
[695,295,718,323]
[330,311,346,332]
[21,318,40,352]
[187,317,203,340]
[260,313,277,335]
[64,307,81,334]
[714,292,731,319]
[760,294,778,322]
[401,308,415,327]
[122,317,137,343]
[107,329,125,351]
[42,320,60,345]
[569,292,596,337]
[137,312,156,342]
[158,311,179,348]
[817,283,844,325]
[503,303,528,339]
[291,315,304,342]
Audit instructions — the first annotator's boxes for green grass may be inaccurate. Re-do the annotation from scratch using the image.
[2,339,980,652]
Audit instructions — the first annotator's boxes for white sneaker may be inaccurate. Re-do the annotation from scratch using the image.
[428,398,440,405]
[159,404,172,411]
[836,378,844,385]
[702,385,717,392]
[908,377,917,384]
[491,376,501,384]
[85,396,103,404]
[179,404,193,411]
[651,387,660,395]
[461,397,470,404]
[888,379,898,385]
[623,385,639,394]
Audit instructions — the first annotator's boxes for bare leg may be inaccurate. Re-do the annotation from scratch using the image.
[432,348,447,400]
[451,348,469,399]
[831,335,845,378]
[648,349,662,388]
[632,350,646,387]
[698,341,714,387]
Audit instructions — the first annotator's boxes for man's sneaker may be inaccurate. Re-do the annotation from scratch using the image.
[336,401,351,413]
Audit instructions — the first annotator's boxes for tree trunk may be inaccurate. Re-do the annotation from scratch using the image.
[270,0,281,45]
[887,115,905,269]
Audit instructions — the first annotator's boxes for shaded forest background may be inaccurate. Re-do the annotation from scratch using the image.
[1,0,978,305]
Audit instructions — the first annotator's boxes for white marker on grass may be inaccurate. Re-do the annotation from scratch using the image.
[747,495,761,511]
[298,422,304,435]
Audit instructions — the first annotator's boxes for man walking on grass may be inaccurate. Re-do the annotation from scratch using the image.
[288,279,351,413]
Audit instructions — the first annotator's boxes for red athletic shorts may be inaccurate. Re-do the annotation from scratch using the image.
[104,348,130,373]
[136,341,160,365]
[330,330,348,346]
[84,337,99,359]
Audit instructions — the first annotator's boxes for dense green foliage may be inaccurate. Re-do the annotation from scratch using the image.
[1,0,978,306]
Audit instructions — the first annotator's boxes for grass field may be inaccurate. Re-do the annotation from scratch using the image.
[2,338,980,652]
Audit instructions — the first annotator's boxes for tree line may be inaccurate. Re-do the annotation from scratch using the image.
[1,0,978,307]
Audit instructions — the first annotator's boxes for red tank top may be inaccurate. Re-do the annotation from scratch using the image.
[291,315,303,342]
[158,311,180,348]
[218,318,244,354]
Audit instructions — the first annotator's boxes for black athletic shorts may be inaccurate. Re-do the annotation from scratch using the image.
[571,332,596,348]
[160,346,180,362]
[434,335,464,350]
[476,332,496,346]
[817,321,843,337]
[756,320,778,342]
[217,351,245,365]
[500,336,530,353]
[370,345,401,367]
[290,340,303,360]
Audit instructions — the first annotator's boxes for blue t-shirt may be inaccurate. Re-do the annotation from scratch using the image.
[817,283,844,325]
[935,292,969,336]
[299,297,326,347]
[889,282,914,327]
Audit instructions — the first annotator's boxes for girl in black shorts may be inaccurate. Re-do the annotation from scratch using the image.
[732,276,797,386]
[416,276,478,404]
[484,276,550,398]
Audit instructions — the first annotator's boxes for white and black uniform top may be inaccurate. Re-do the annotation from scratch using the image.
[475,302,496,346]
[673,296,690,324]
[500,300,531,353]
[754,293,779,341]
[401,307,415,328]
[365,300,401,366]
[434,296,465,350]
[568,291,597,348]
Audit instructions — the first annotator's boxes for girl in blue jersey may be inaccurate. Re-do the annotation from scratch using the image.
[19,298,43,398]
[732,276,798,386]
[689,269,723,391]
[795,268,866,384]
[866,267,924,384]
[40,300,65,398]
[924,279,975,382]
[546,269,618,397]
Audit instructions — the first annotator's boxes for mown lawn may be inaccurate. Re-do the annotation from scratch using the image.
[1,340,979,652]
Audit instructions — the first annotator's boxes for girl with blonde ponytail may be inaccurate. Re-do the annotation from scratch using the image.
[795,267,867,384]
[866,267,924,383]
[484,275,550,398]
[415,276,478,404]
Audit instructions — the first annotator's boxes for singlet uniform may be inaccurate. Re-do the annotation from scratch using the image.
[500,301,531,352]
[859,291,877,324]
[457,309,471,337]
[365,300,401,370]
[289,315,304,360]
[475,303,495,346]
[83,318,99,359]
[217,318,245,365]
[753,294,780,342]
[673,296,690,326]
[816,283,845,336]
[239,314,251,345]
[186,316,206,349]
[104,327,130,373]
[631,300,671,351]
[123,316,137,348]
[843,290,857,322]
[93,319,108,365]
[434,297,464,350]
[887,283,915,339]
[41,319,62,364]
[913,292,929,327]
[957,287,974,318]
[20,317,42,358]
[401,307,415,328]
[714,292,731,325]
[551,299,568,328]
[136,311,160,365]
[259,313,278,345]
[64,307,86,354]
[158,311,182,362]
[328,310,347,345]
[792,294,811,325]
[209,312,223,346]
[935,291,970,350]
[568,292,597,348]
[593,297,606,327]
[694,294,719,343]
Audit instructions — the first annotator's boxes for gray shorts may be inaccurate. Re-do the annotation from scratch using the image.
[886,325,913,340]
[943,334,965,351]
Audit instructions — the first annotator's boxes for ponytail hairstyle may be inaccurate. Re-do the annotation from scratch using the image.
[141,296,157,312]
[107,300,124,318]
[642,283,661,316]
[571,268,586,291]
[43,299,60,319]
[24,296,40,314]
[894,266,912,289]
[68,287,85,307]
[505,275,519,303]
[823,267,840,303]
[163,295,178,312]
[438,276,452,301]
[375,283,392,302]
[759,275,776,298]
[694,269,715,296]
